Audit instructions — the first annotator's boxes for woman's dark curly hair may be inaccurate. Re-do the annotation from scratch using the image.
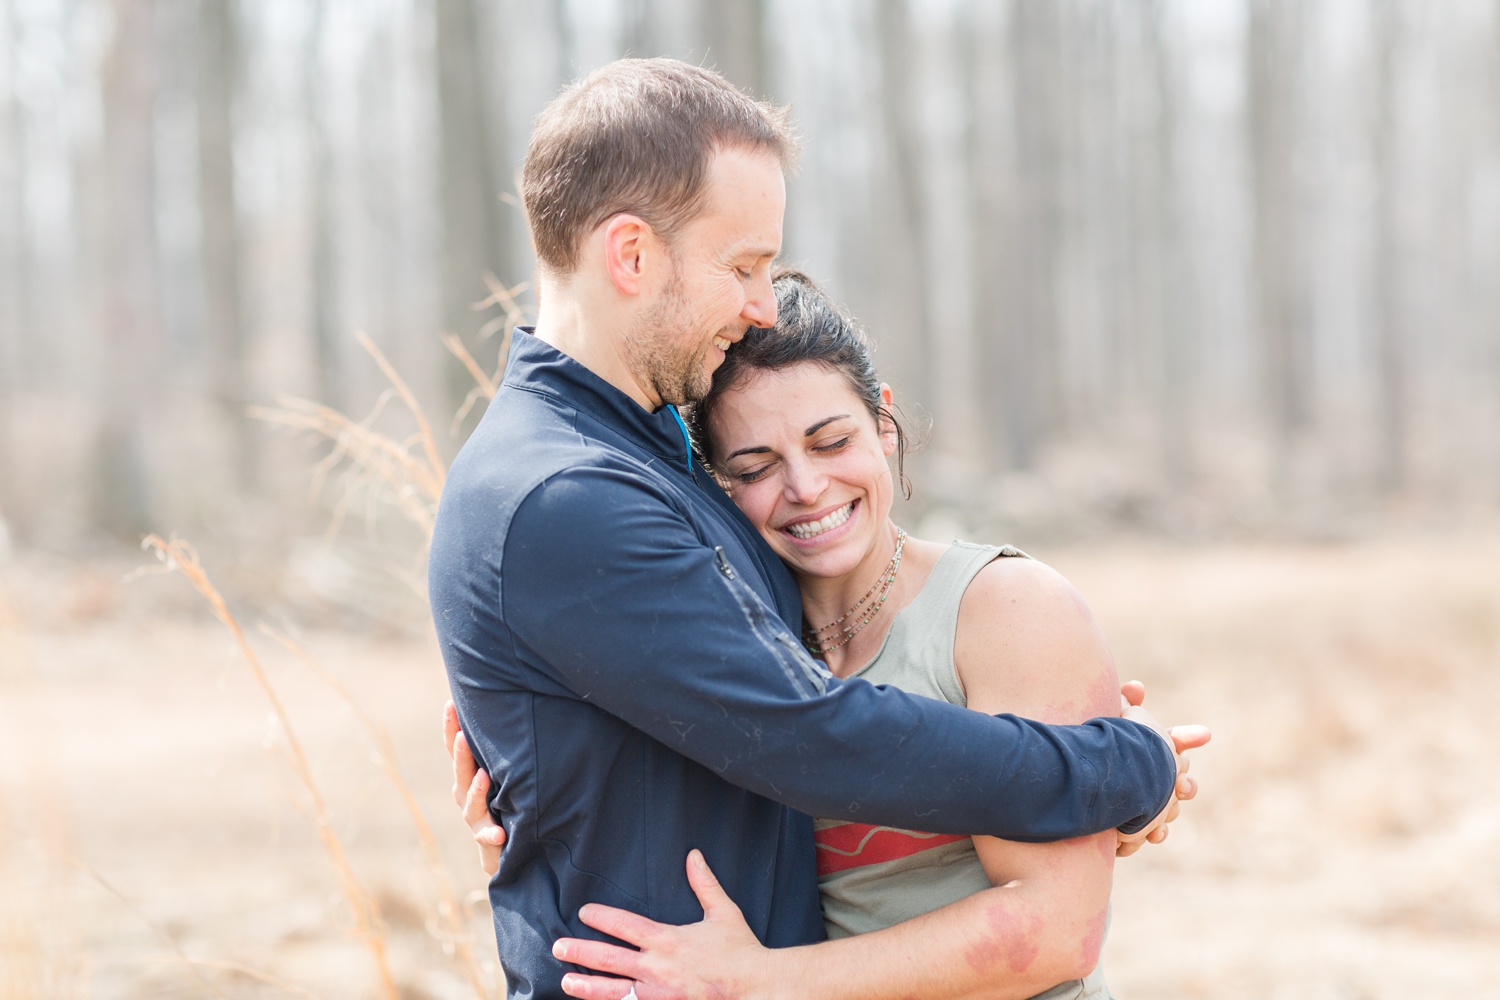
[688,267,911,499]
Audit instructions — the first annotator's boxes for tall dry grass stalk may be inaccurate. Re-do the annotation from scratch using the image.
[446,272,527,430]
[136,536,402,1000]
[249,331,448,542]
[71,858,251,1000]
[252,283,524,546]
[0,585,86,1000]
[226,303,527,996]
[260,624,492,998]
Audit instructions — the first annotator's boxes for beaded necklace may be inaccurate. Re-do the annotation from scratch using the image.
[801,527,907,655]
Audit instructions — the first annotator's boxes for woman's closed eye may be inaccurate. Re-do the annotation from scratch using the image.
[734,437,849,481]
[734,461,776,484]
[812,435,851,454]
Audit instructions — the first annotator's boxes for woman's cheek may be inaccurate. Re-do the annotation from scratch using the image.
[731,480,779,536]
[829,447,887,492]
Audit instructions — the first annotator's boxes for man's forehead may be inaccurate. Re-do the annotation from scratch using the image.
[720,231,782,260]
[693,160,786,254]
[702,147,780,208]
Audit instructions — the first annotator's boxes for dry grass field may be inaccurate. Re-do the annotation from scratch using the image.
[2,535,1498,999]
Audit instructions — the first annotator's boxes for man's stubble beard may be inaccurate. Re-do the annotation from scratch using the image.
[625,271,722,408]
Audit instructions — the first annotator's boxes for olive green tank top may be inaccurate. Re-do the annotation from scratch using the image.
[813,540,1113,1000]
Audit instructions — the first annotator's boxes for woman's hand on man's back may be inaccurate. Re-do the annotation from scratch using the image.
[444,700,506,876]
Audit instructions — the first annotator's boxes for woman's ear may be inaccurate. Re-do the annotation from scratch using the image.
[877,383,899,457]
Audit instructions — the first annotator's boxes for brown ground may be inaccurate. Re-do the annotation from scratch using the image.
[2,537,1498,999]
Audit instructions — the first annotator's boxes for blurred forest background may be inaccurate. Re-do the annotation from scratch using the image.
[4,2,1500,999]
[8,0,1500,566]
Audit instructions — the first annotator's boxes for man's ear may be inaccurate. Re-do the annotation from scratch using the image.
[878,383,899,457]
[602,214,650,296]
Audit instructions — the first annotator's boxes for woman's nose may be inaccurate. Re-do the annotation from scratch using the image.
[781,457,827,505]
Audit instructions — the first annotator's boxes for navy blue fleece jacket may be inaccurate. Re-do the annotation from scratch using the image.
[429,329,1176,999]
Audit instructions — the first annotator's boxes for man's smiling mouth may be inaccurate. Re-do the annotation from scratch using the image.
[713,335,732,351]
[784,500,855,540]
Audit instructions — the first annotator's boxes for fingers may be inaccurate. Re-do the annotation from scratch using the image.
[560,973,640,1000]
[459,764,505,875]
[455,733,504,875]
[461,760,492,826]
[477,828,503,877]
[1120,702,1164,735]
[1170,725,1212,752]
[452,730,480,808]
[685,850,741,921]
[553,935,645,977]
[1116,836,1142,858]
[443,700,460,757]
[1147,824,1169,844]
[1120,680,1146,707]
[576,903,666,949]
[1176,773,1197,800]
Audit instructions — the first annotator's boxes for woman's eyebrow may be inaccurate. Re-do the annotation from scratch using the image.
[726,445,772,460]
[804,415,851,436]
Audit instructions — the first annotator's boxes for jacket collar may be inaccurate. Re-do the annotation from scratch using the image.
[502,327,695,473]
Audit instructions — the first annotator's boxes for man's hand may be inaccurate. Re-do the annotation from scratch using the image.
[1115,680,1210,858]
[444,700,506,876]
[553,850,779,1000]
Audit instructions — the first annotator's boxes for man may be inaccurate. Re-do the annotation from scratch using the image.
[429,58,1196,1000]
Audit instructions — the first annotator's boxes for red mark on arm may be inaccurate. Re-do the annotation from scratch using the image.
[1078,905,1108,971]
[962,904,1042,974]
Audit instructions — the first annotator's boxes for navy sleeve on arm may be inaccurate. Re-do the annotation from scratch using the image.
[503,469,1175,842]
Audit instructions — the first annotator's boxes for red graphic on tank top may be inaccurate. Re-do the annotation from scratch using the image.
[814,822,968,876]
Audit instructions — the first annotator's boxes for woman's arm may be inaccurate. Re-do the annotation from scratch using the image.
[953,556,1125,986]
[556,844,1101,1000]
[551,557,1132,1000]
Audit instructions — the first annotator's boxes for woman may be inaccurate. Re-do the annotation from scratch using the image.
[445,270,1203,1000]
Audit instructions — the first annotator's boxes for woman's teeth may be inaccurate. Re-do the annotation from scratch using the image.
[713,336,731,351]
[786,502,854,539]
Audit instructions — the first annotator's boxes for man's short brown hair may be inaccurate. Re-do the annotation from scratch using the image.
[522,58,799,275]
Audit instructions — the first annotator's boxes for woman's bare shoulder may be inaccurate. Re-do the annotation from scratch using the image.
[954,555,1120,723]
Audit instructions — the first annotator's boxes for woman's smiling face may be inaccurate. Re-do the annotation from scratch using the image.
[706,362,898,581]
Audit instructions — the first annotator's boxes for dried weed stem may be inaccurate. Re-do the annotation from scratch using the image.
[260,624,493,999]
[249,332,449,543]
[250,393,441,538]
[0,585,86,1000]
[137,536,401,1000]
[354,330,446,494]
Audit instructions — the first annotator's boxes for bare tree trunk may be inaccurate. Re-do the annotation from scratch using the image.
[1372,0,1406,494]
[701,0,765,96]
[435,0,511,418]
[94,0,161,537]
[968,0,1009,475]
[623,0,696,60]
[304,0,341,408]
[917,5,979,478]
[1144,0,1193,487]
[551,0,575,80]
[1248,0,1312,473]
[198,0,251,487]
[988,0,1061,471]
[0,0,25,510]
[874,0,931,444]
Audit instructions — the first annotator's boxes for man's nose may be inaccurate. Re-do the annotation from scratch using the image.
[742,270,777,329]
